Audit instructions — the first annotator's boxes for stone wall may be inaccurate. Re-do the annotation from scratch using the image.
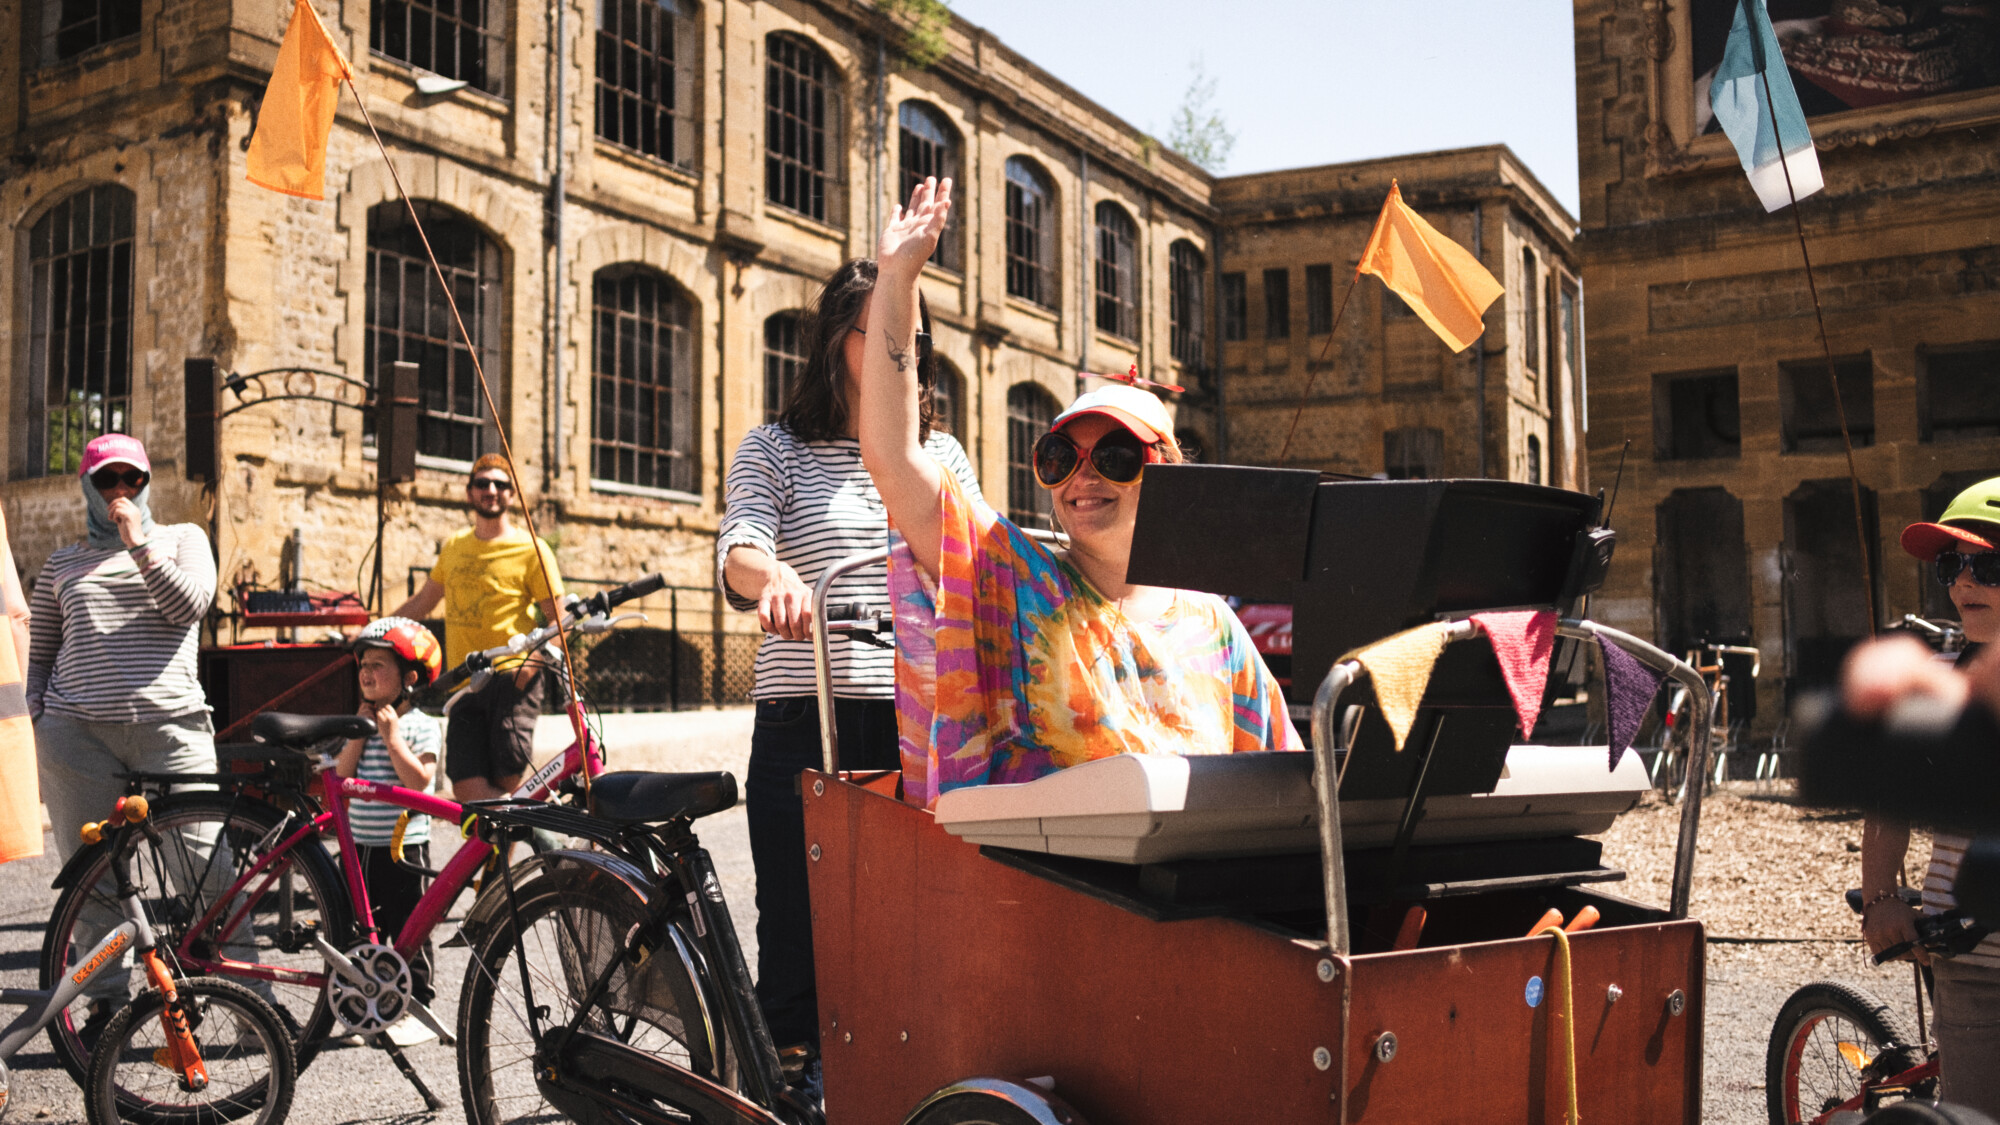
[1573,0,2000,726]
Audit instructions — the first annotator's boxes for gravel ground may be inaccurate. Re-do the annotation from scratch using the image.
[0,747,1938,1124]
[1596,781,1935,1125]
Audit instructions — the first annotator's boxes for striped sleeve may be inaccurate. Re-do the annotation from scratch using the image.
[930,432,985,508]
[24,554,62,717]
[133,526,217,627]
[716,426,788,612]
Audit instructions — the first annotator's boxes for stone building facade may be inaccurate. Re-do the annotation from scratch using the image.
[0,0,1591,692]
[0,0,1217,635]
[1573,0,2000,724]
[1214,146,1584,488]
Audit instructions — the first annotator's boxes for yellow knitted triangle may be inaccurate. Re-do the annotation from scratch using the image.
[1352,622,1452,752]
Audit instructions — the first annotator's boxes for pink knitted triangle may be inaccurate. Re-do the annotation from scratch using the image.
[1471,610,1557,741]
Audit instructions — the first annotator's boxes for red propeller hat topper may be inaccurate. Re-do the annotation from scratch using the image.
[1079,362,1184,395]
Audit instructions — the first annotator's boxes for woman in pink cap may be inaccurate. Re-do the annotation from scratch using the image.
[856,177,1298,811]
[28,433,219,1044]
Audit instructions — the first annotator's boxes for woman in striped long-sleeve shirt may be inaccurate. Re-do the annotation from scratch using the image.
[28,433,219,1035]
[718,259,981,1083]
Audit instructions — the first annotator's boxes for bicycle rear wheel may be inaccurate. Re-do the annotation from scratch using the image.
[41,793,351,1084]
[1766,979,1924,1125]
[457,866,732,1125]
[84,976,296,1125]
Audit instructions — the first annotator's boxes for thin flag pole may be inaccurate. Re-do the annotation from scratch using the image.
[1753,20,1877,639]
[339,73,595,787]
[1277,266,1363,465]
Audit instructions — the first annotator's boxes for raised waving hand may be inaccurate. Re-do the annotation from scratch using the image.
[877,176,952,282]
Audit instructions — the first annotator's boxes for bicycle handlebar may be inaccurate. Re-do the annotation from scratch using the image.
[436,572,666,691]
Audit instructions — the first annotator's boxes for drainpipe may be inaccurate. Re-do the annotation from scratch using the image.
[1212,217,1226,462]
[1473,201,1486,478]
[1077,148,1089,385]
[546,0,566,491]
[874,35,886,238]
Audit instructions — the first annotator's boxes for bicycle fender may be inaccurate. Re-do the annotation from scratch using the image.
[901,1077,1090,1125]
[446,848,658,951]
[49,838,110,892]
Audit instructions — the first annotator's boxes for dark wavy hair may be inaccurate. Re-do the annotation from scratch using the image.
[778,259,936,443]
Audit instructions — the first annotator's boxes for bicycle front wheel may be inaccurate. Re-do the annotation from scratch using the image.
[458,868,733,1125]
[85,976,296,1125]
[41,793,352,1084]
[1766,979,1923,1125]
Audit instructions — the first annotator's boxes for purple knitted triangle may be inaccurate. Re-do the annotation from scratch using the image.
[1600,637,1665,771]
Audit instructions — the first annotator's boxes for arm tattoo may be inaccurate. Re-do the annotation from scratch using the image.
[884,338,913,374]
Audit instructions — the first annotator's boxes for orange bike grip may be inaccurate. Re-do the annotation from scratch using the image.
[1527,908,1565,938]
[1392,905,1427,951]
[1563,906,1602,933]
[142,952,209,1093]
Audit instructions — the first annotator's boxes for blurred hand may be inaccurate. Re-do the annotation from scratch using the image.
[107,497,147,548]
[1860,897,1929,965]
[1841,635,1969,719]
[876,176,951,281]
[758,561,814,642]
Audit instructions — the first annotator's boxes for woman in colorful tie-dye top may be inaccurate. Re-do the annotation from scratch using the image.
[857,178,1300,810]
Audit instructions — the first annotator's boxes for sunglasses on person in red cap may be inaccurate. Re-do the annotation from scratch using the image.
[89,467,149,491]
[1032,428,1151,488]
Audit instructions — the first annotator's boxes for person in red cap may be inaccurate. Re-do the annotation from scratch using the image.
[1849,475,2000,1117]
[856,177,1298,810]
[28,432,220,1043]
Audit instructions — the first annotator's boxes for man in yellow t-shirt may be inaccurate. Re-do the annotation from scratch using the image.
[395,455,564,801]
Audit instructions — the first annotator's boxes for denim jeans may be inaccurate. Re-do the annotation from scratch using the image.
[746,695,896,1050]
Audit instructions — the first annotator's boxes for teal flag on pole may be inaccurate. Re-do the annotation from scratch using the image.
[1709,0,1823,212]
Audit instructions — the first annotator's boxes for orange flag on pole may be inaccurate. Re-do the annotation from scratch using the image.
[245,0,354,200]
[1357,181,1504,353]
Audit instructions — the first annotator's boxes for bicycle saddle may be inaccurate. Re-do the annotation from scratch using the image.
[588,771,738,823]
[250,711,377,747]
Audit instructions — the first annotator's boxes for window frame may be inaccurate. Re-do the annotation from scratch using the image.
[1006,382,1058,529]
[763,311,805,424]
[1652,367,1741,461]
[898,100,961,272]
[590,266,697,497]
[25,184,137,478]
[1168,240,1205,367]
[1093,201,1138,341]
[38,0,140,66]
[364,201,507,466]
[595,0,697,168]
[1219,271,1246,342]
[371,0,508,97]
[1779,354,1875,453]
[1521,246,1542,373]
[1917,342,2000,443]
[1305,263,1334,336]
[1383,426,1443,480]
[1004,156,1056,310]
[1263,268,1290,340]
[765,33,839,223]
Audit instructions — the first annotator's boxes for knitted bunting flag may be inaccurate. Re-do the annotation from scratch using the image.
[1472,610,1557,741]
[1352,622,1452,753]
[1599,637,1666,771]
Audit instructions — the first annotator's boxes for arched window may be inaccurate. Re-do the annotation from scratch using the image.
[27,184,135,476]
[1006,383,1058,528]
[1521,246,1542,374]
[1783,479,1880,691]
[763,312,805,423]
[1169,240,1205,367]
[592,267,695,494]
[596,0,698,167]
[373,0,505,95]
[766,34,838,222]
[1525,432,1542,486]
[1656,487,1752,658]
[899,101,960,272]
[931,357,964,436]
[1094,202,1137,340]
[366,202,505,463]
[1004,157,1055,309]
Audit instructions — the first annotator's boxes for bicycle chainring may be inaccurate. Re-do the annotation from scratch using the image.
[327,941,413,1034]
[0,1053,11,1122]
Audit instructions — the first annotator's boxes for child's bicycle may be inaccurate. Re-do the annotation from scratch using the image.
[1,793,294,1125]
[1653,641,1760,802]
[34,573,665,1106]
[1766,887,1991,1125]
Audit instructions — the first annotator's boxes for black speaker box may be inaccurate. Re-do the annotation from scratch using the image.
[184,358,217,483]
[377,360,419,484]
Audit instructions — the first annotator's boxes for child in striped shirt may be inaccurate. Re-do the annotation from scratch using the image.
[335,617,444,1046]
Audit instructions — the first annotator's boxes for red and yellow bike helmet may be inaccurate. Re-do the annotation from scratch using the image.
[352,616,443,688]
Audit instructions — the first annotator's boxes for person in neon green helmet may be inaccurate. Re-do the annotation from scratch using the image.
[1849,474,2000,1117]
